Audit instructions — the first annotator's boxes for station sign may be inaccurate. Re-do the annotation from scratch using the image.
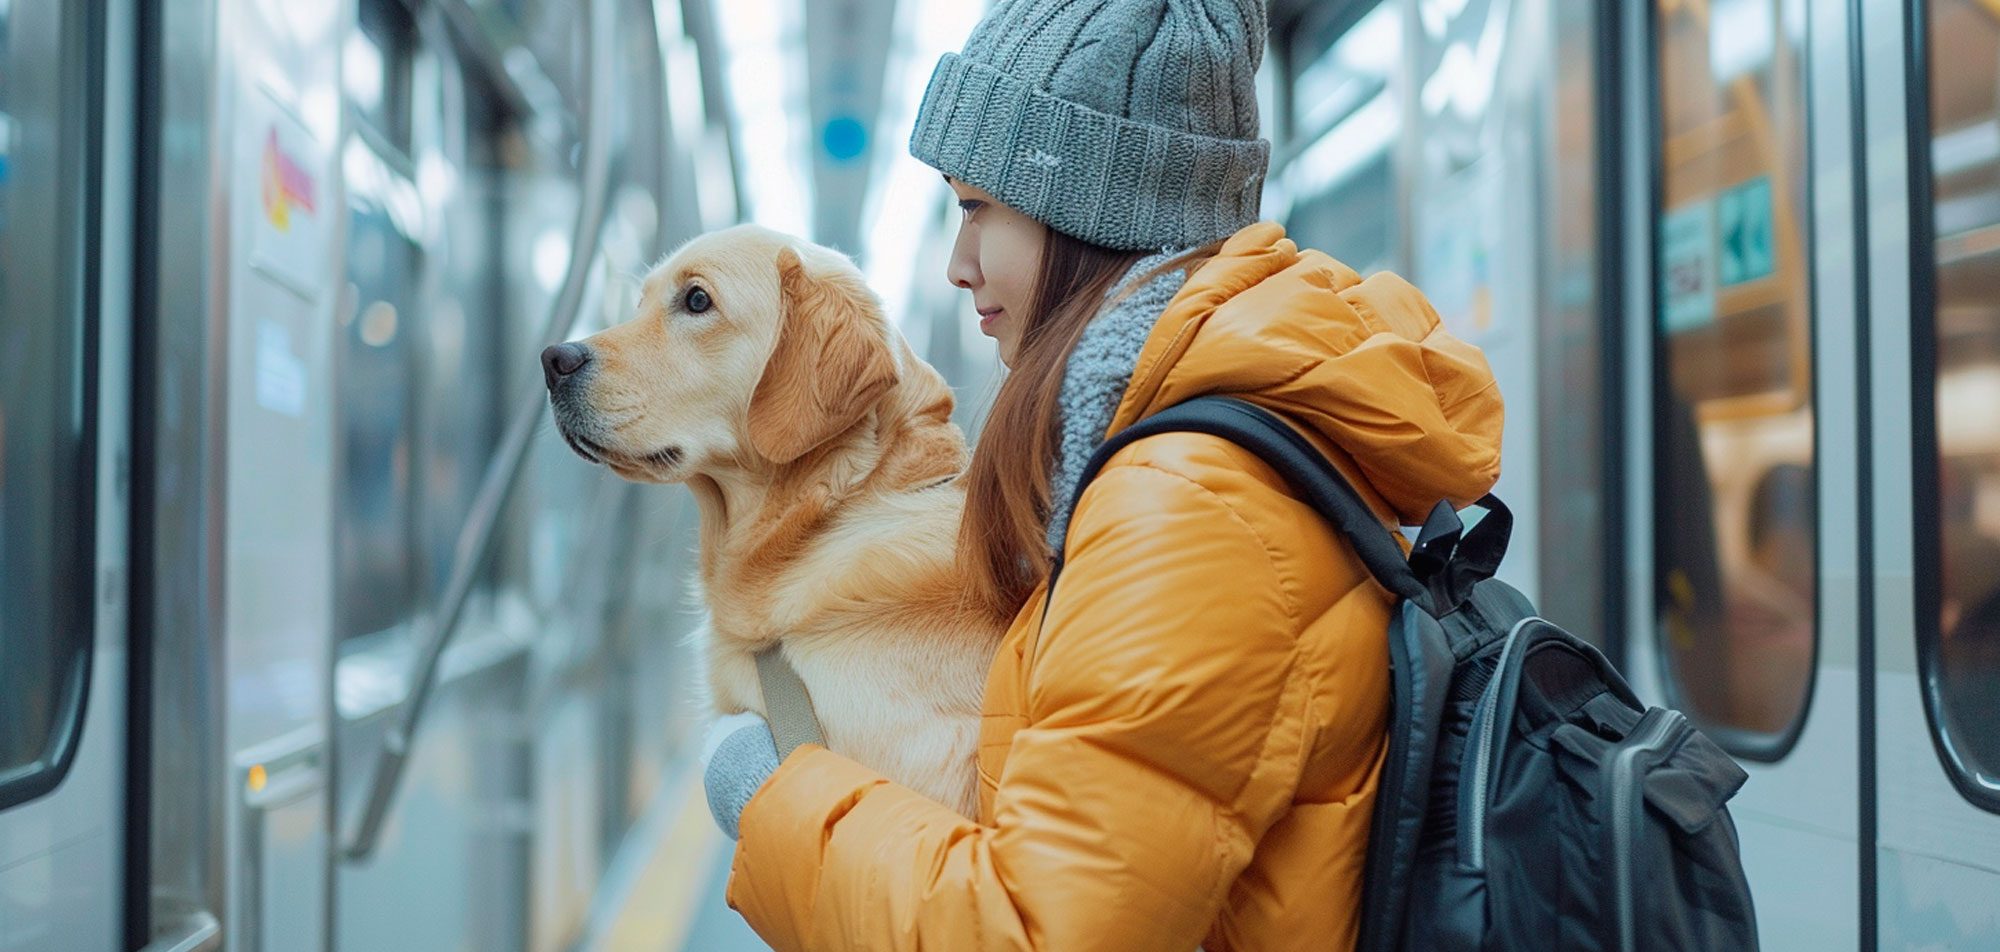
[1660,198,1716,333]
[244,86,329,300]
[1717,175,1775,287]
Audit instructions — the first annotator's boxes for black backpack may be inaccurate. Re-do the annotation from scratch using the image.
[1046,396,1759,952]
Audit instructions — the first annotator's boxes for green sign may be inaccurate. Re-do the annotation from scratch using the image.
[1660,199,1715,333]
[1717,176,1775,286]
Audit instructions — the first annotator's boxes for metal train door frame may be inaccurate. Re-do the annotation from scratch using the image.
[1866,0,2000,946]
[1618,2,1869,949]
[0,0,131,947]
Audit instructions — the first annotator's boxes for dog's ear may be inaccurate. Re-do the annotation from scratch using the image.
[748,247,899,464]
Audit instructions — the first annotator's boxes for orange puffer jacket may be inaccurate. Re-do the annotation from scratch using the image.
[727,222,1504,951]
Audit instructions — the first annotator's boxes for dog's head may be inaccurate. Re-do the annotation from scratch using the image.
[543,224,899,482]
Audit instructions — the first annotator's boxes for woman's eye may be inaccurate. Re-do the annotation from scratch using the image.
[685,286,711,313]
[957,199,983,218]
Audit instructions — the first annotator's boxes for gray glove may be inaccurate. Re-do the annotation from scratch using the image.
[701,711,781,840]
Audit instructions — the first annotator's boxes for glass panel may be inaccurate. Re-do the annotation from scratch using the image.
[1925,0,2000,800]
[337,139,423,641]
[335,20,522,658]
[1536,0,1610,639]
[0,0,93,798]
[1281,1,1401,275]
[349,0,415,152]
[1653,0,1815,749]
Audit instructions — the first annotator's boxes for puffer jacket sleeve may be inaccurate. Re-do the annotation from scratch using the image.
[727,450,1311,951]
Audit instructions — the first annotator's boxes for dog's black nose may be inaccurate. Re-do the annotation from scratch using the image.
[541,343,591,390]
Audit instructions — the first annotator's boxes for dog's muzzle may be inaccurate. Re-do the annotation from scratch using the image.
[542,342,606,463]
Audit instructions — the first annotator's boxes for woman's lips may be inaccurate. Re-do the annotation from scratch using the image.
[978,306,1003,331]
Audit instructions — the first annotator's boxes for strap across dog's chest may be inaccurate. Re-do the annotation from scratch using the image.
[755,646,826,759]
[753,474,957,761]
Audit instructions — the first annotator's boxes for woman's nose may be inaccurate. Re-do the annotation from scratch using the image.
[946,234,978,290]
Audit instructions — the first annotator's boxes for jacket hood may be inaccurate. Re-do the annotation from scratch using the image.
[1109,222,1504,524]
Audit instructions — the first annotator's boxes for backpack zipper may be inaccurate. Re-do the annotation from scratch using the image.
[1464,615,1544,870]
[1611,708,1687,952]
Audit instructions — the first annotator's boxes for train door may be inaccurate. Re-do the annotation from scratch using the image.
[1872,0,2000,945]
[1624,0,1865,948]
[0,0,129,947]
[131,0,343,948]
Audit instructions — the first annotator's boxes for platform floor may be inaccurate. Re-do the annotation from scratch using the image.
[676,840,770,951]
[577,753,775,952]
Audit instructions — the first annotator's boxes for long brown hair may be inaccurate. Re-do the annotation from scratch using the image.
[957,230,1221,617]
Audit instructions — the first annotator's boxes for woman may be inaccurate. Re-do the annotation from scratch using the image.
[702,1,1504,948]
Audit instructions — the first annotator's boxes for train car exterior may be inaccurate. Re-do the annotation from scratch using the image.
[3,0,732,948]
[0,1,1995,950]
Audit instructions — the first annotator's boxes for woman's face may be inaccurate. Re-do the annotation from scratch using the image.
[944,177,1046,368]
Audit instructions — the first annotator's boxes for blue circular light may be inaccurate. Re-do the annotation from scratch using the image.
[823,117,867,162]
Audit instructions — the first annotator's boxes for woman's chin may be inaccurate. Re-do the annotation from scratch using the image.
[979,326,1020,368]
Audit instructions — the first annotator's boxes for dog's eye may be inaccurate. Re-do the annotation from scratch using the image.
[684,286,712,313]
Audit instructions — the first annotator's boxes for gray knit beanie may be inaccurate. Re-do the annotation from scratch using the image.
[910,0,1270,251]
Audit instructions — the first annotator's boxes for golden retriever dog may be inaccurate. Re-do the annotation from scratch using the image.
[541,224,1005,816]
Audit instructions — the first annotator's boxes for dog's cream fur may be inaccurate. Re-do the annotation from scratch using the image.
[547,224,1006,816]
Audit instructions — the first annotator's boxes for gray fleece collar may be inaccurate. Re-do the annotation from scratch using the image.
[1045,250,1187,555]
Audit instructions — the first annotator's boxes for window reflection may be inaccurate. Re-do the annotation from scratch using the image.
[0,0,92,797]
[336,2,509,645]
[1654,0,1815,747]
[352,0,414,151]
[1927,0,2000,792]
[1282,1,1401,275]
[338,202,421,640]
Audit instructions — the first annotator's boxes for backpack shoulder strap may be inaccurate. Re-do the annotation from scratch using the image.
[756,645,825,759]
[1044,395,1428,609]
[1043,395,1512,952]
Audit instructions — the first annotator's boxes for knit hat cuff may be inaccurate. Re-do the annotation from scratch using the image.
[909,53,1270,252]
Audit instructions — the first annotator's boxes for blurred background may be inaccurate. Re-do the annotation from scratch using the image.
[0,0,1997,949]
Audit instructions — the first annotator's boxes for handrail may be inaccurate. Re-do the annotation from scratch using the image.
[342,0,619,862]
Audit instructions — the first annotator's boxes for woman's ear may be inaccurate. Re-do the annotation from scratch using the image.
[748,247,899,464]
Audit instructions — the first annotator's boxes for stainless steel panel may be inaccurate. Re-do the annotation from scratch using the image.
[1878,845,2000,948]
[1877,677,2000,896]
[219,0,340,757]
[233,729,328,952]
[1733,811,1859,952]
[138,0,230,937]
[213,1,344,949]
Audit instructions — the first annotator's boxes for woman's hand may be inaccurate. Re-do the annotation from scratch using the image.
[701,711,781,839]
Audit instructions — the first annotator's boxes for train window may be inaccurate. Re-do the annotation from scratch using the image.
[1280,0,1401,274]
[350,0,416,153]
[336,18,515,649]
[337,140,424,641]
[0,0,96,807]
[1651,0,1816,755]
[1920,0,2000,809]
